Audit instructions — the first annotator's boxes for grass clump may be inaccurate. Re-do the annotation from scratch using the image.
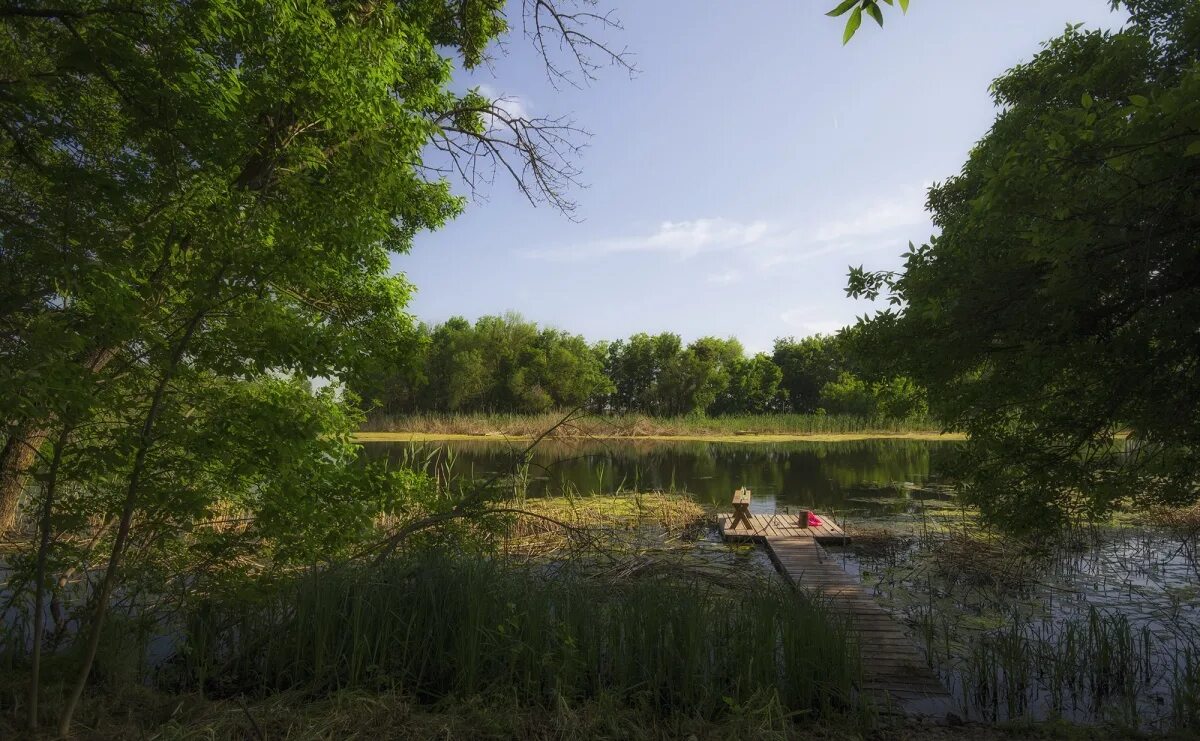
[509,491,710,537]
[177,554,865,726]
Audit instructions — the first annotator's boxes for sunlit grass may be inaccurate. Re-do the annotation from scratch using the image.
[361,410,951,439]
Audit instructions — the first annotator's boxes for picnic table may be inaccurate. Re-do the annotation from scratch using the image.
[730,487,753,529]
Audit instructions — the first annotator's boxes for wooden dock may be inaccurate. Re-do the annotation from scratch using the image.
[720,513,953,719]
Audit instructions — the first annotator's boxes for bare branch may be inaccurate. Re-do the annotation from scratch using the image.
[431,98,589,216]
[521,0,637,89]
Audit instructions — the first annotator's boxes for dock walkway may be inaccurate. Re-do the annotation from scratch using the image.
[720,513,952,718]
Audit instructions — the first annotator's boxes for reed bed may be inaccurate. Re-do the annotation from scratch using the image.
[363,411,942,438]
[839,521,1200,732]
[176,555,866,725]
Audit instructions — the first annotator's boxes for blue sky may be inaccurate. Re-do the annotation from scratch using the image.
[396,0,1126,354]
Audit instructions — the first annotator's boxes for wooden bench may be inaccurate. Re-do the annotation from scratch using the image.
[730,487,752,529]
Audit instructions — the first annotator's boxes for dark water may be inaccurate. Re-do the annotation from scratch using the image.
[363,437,963,515]
[363,437,1200,729]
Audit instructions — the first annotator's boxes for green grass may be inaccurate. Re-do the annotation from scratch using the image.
[361,411,946,438]
[177,554,866,725]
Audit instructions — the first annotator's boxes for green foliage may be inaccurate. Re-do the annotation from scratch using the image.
[181,555,864,720]
[772,335,846,413]
[820,372,927,419]
[827,0,909,44]
[818,372,876,417]
[847,0,1200,531]
[0,1,629,731]
[356,312,613,414]
[358,318,932,420]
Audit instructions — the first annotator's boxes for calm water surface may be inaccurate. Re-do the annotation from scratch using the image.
[364,437,963,515]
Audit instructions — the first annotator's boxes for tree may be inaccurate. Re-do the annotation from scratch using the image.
[0,0,629,732]
[847,0,1200,531]
[772,335,845,413]
[718,353,788,415]
[357,314,611,414]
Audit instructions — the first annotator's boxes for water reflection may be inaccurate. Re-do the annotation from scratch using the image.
[362,438,965,515]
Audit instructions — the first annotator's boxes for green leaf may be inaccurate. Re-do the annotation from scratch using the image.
[826,0,860,17]
[898,0,909,11]
[1081,91,1093,109]
[1185,140,1200,157]
[843,6,863,44]
[865,1,885,27]
[1130,94,1149,107]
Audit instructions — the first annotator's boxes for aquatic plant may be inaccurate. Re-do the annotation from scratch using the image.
[175,555,866,723]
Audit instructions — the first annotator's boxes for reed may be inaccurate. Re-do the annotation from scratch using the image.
[362,411,942,437]
[956,607,1154,726]
[178,554,866,724]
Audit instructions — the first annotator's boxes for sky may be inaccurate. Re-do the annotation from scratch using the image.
[395,0,1127,355]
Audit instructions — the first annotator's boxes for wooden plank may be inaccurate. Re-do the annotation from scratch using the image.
[721,512,950,717]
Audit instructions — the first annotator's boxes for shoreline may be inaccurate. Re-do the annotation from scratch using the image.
[354,431,967,444]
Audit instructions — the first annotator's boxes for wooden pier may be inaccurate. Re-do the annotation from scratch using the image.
[720,512,953,718]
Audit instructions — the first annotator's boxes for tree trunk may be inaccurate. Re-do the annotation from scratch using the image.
[28,422,71,730]
[0,421,48,533]
[0,347,114,533]
[57,310,207,737]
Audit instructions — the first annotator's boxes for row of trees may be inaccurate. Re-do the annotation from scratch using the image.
[354,313,928,419]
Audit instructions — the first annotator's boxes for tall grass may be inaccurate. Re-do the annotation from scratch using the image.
[179,555,866,722]
[362,411,942,437]
[846,523,1200,731]
[957,607,1154,726]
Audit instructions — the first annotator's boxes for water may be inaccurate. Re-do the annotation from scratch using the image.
[364,437,1200,730]
[363,437,963,514]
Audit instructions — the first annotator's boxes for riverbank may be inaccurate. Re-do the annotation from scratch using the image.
[356,430,968,443]
[359,411,961,443]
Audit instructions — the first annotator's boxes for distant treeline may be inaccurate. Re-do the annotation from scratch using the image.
[354,313,927,419]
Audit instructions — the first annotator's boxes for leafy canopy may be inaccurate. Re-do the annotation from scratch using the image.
[847,0,1200,531]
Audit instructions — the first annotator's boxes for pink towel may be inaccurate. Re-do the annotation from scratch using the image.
[807,512,822,527]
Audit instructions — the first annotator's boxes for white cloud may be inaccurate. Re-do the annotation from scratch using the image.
[521,185,930,268]
[477,84,531,129]
[779,309,847,338]
[706,268,743,285]
[520,218,772,261]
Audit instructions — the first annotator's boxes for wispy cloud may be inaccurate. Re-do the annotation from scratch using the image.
[706,268,743,285]
[522,218,771,261]
[477,84,531,129]
[779,309,848,338]
[521,186,930,268]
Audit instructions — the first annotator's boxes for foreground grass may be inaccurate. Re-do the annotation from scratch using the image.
[7,554,870,737]
[4,685,1091,740]
[179,556,863,717]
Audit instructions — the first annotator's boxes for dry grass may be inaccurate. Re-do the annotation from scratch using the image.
[495,492,711,561]
[508,492,709,536]
[1146,503,1200,536]
[360,411,950,440]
